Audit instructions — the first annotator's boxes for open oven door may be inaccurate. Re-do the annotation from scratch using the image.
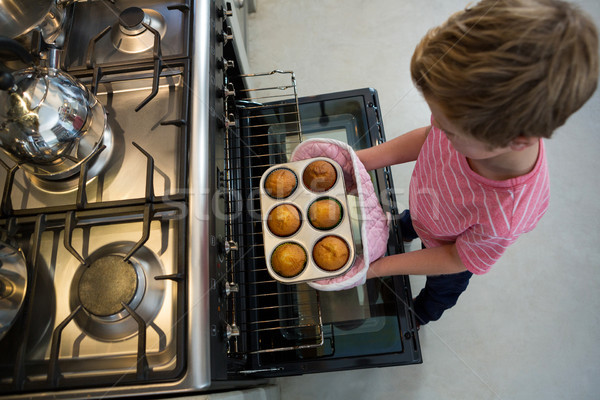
[222,86,421,379]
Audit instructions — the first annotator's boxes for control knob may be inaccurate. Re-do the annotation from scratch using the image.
[217,4,233,18]
[225,281,239,296]
[217,82,236,98]
[226,323,240,339]
[218,27,233,45]
[223,113,236,129]
[224,239,238,253]
[218,237,238,256]
[217,58,235,71]
[217,237,238,261]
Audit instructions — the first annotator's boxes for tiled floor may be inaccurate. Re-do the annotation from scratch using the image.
[247,1,600,399]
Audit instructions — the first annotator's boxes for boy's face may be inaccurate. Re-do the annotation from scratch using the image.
[425,95,511,160]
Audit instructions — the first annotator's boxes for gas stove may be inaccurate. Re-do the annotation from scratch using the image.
[0,0,206,397]
[0,1,422,398]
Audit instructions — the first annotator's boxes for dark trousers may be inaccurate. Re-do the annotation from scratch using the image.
[399,210,473,325]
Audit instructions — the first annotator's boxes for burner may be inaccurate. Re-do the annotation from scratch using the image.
[110,8,167,54]
[69,242,165,342]
[78,256,138,316]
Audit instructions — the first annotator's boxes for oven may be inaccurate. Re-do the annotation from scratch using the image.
[0,1,420,399]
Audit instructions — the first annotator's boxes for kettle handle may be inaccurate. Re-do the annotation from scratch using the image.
[0,36,34,91]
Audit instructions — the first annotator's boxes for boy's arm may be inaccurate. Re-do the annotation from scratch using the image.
[356,125,431,171]
[366,243,467,278]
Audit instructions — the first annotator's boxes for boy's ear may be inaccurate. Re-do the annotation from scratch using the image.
[509,136,538,151]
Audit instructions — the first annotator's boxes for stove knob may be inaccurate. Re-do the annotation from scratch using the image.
[225,282,239,296]
[226,323,240,339]
[217,4,233,18]
[217,237,238,258]
[217,58,235,71]
[217,83,236,98]
[224,240,238,253]
[224,113,236,129]
[218,27,233,45]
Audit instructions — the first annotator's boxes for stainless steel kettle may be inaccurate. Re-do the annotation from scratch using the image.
[0,37,111,181]
[0,241,27,342]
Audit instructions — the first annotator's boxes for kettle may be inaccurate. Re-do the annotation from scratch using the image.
[0,37,111,181]
[0,240,27,342]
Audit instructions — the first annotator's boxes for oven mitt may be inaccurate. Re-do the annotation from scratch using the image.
[290,138,389,291]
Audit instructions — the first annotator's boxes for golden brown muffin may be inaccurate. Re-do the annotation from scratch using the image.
[271,243,307,277]
[308,198,342,230]
[302,160,337,192]
[264,168,297,198]
[267,204,301,237]
[312,236,350,271]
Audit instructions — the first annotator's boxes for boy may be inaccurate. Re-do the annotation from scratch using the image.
[357,0,598,326]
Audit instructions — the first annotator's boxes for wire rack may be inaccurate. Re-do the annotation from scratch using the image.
[222,71,325,357]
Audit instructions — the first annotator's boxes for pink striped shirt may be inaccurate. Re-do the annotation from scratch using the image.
[409,121,550,275]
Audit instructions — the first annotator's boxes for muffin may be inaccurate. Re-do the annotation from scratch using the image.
[271,243,307,277]
[312,236,350,271]
[308,198,342,230]
[264,168,297,198]
[267,204,301,237]
[302,160,337,192]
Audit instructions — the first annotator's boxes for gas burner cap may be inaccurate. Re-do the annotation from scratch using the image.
[70,242,165,342]
[78,255,138,317]
[119,7,145,30]
[110,8,167,54]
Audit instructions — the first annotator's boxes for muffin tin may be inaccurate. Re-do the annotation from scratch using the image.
[259,157,356,284]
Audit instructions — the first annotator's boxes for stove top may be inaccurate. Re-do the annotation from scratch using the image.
[0,0,205,397]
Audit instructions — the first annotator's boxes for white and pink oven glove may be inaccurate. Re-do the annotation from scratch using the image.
[290,138,389,291]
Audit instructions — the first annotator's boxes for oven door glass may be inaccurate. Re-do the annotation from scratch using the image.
[238,89,421,377]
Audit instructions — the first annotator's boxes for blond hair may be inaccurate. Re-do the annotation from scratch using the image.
[410,0,599,147]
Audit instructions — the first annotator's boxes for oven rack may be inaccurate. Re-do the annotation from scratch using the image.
[222,71,329,358]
